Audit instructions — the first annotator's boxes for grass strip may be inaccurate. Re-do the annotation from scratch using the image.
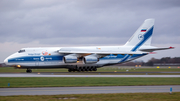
[0,77,180,88]
[1,92,180,101]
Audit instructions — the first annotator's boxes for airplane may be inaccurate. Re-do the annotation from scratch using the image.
[4,19,174,73]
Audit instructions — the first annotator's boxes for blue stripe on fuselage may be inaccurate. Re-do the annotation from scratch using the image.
[8,55,64,63]
[101,54,125,60]
[120,55,130,62]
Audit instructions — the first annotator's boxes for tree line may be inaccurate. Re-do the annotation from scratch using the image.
[145,57,180,66]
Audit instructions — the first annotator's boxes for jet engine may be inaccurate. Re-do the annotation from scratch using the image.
[63,54,77,63]
[83,55,99,64]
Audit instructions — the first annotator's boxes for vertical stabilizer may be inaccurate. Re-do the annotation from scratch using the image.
[125,19,155,48]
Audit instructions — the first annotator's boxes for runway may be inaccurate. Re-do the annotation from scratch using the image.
[2,71,180,74]
[0,73,180,77]
[0,85,180,96]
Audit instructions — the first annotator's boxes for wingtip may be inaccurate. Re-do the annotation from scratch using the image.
[149,52,157,54]
[169,46,175,49]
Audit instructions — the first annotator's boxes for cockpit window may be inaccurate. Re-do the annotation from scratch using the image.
[18,50,25,53]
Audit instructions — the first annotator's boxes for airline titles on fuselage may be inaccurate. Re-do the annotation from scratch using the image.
[28,53,41,56]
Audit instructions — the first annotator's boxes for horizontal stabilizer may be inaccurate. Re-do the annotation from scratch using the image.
[139,47,174,52]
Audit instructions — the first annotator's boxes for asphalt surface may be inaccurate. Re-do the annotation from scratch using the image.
[2,72,180,74]
[0,85,180,96]
[0,73,180,77]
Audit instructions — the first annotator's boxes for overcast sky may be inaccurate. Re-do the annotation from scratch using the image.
[0,0,180,62]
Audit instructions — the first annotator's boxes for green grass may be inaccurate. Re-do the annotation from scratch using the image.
[0,67,68,72]
[1,66,180,73]
[1,92,180,101]
[99,66,180,72]
[0,77,180,88]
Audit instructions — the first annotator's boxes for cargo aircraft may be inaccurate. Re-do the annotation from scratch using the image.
[4,19,174,73]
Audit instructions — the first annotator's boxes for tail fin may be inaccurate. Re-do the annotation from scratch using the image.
[125,19,155,49]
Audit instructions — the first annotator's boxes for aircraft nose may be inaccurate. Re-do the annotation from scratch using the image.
[4,58,8,65]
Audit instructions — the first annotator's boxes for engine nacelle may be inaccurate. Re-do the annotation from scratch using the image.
[63,55,77,63]
[83,55,99,64]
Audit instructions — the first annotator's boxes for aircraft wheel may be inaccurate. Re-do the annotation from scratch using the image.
[93,68,97,71]
[78,69,81,72]
[68,69,72,72]
[26,69,32,73]
[82,69,85,72]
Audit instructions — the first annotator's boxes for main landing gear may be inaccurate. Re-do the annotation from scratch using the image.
[26,68,32,73]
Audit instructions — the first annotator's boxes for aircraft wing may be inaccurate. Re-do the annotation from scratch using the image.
[58,50,148,55]
[139,47,174,52]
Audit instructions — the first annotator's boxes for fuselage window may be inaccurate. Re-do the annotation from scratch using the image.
[18,50,25,53]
